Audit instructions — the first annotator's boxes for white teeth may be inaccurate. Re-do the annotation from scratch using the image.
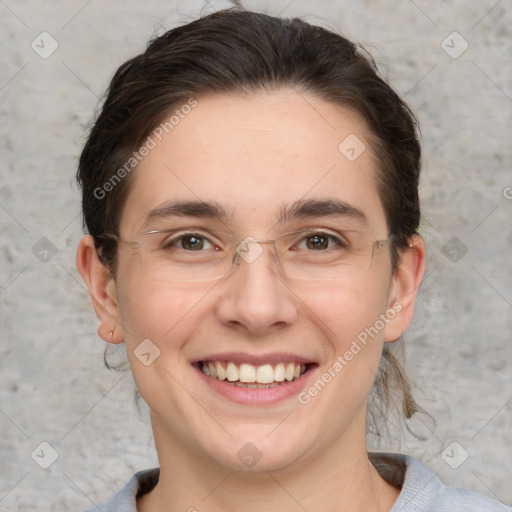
[239,363,256,383]
[234,381,279,389]
[216,362,226,380]
[274,363,285,382]
[201,361,307,384]
[256,364,274,384]
[208,362,217,378]
[226,362,239,382]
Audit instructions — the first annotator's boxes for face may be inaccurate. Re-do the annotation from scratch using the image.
[82,89,421,473]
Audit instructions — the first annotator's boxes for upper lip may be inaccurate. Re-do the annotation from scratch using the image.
[192,352,317,366]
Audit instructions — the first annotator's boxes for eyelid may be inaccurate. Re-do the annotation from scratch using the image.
[289,230,348,247]
[280,227,366,242]
[143,226,369,242]
[144,227,235,238]
[148,229,233,249]
[278,223,368,234]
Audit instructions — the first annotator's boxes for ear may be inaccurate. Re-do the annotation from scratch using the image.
[76,235,124,344]
[383,234,425,342]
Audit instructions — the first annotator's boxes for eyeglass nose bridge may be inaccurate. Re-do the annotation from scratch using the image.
[233,236,277,266]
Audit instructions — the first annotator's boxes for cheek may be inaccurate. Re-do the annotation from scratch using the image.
[114,280,206,408]
[304,279,390,400]
[298,276,391,349]
[115,269,204,349]
[115,251,196,339]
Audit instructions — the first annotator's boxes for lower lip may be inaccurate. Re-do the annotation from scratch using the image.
[194,364,315,405]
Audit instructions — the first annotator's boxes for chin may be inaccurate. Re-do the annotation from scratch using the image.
[198,429,311,473]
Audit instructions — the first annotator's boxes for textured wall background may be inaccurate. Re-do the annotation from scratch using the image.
[0,0,511,510]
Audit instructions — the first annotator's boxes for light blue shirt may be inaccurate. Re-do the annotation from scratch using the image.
[84,453,510,511]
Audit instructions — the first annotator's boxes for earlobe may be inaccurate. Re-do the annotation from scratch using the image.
[383,234,426,342]
[76,235,124,344]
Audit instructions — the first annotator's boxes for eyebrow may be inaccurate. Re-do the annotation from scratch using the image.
[277,198,367,226]
[142,198,368,229]
[142,200,233,228]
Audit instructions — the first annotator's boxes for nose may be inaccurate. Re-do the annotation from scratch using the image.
[214,238,299,336]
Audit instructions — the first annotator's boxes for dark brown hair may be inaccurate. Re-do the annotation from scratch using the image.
[77,7,425,433]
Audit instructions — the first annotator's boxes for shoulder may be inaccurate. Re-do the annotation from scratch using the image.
[369,452,510,512]
[82,468,159,512]
[429,484,511,512]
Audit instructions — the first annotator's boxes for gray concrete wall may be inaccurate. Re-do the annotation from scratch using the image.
[0,0,511,510]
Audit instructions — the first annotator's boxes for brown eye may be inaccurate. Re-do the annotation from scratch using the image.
[181,235,205,250]
[306,234,329,250]
[161,232,214,251]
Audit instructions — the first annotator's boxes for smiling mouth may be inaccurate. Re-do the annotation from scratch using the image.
[200,361,309,389]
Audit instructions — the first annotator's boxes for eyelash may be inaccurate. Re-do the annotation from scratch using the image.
[295,232,347,250]
[159,230,347,251]
[161,232,216,250]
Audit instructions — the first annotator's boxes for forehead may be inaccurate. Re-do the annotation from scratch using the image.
[119,89,387,236]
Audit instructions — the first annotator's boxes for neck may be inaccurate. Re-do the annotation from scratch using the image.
[138,414,400,512]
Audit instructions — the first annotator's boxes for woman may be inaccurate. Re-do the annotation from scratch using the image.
[76,7,509,511]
